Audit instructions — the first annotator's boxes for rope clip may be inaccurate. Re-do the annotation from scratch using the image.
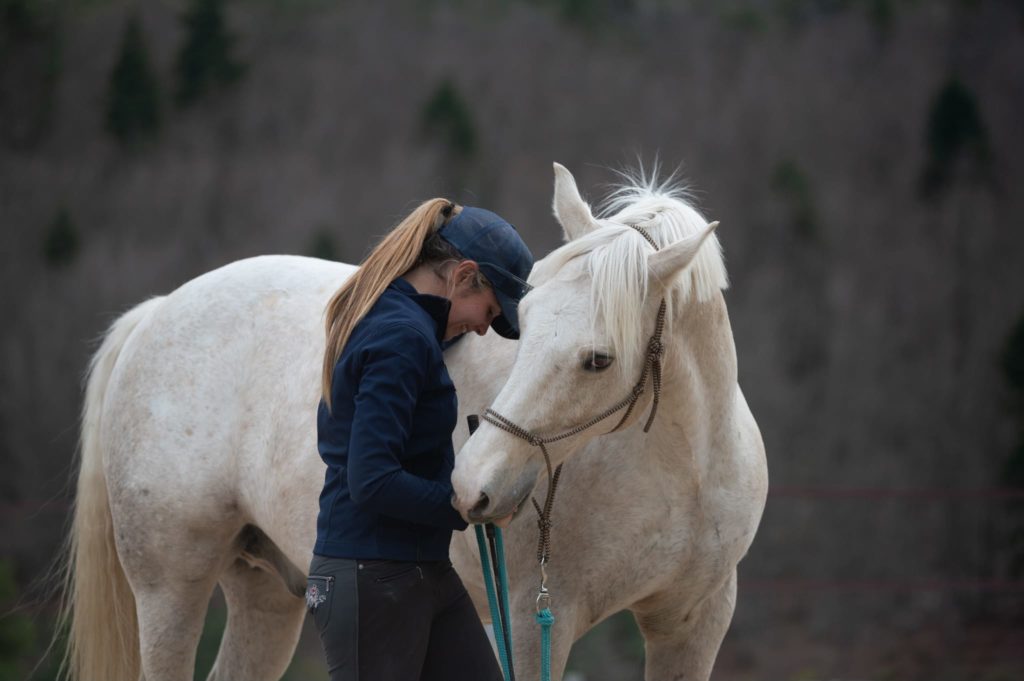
[536,559,552,612]
[536,586,551,612]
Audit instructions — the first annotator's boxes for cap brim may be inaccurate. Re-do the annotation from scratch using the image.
[479,263,531,340]
[490,287,520,339]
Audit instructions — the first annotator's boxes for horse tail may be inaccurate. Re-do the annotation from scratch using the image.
[57,296,164,681]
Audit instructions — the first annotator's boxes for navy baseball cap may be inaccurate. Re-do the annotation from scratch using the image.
[437,207,534,339]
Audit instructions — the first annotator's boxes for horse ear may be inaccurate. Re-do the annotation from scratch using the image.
[552,162,598,242]
[647,221,720,288]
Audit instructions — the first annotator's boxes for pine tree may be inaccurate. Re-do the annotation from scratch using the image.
[0,560,37,681]
[920,78,991,198]
[105,14,161,144]
[420,79,477,158]
[174,0,245,106]
[42,206,79,267]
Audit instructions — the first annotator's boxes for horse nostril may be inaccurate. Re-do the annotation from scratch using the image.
[470,492,490,517]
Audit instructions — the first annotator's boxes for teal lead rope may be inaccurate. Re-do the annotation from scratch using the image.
[536,607,555,681]
[474,524,514,681]
[493,525,514,653]
[477,524,553,681]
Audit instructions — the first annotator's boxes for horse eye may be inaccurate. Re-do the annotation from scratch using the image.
[582,353,614,372]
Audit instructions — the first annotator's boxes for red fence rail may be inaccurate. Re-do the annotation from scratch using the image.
[3,487,1024,516]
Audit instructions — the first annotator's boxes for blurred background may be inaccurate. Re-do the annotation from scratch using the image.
[2,0,1023,679]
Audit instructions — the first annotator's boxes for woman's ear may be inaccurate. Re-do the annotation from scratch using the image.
[455,260,479,285]
[445,260,478,296]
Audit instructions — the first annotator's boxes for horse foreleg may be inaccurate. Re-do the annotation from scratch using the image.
[207,556,306,681]
[633,570,737,681]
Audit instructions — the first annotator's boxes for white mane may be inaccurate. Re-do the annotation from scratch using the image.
[529,173,729,379]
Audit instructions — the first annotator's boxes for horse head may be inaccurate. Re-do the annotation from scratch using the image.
[451,162,725,524]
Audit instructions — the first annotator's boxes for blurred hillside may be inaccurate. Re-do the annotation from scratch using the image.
[2,0,1023,679]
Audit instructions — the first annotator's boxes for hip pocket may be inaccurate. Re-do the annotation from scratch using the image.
[360,560,423,584]
[306,574,335,628]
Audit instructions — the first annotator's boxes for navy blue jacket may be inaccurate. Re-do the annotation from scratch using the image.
[314,277,469,561]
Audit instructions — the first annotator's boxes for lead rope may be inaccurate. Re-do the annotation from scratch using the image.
[474,524,514,680]
[468,416,515,681]
[475,224,667,681]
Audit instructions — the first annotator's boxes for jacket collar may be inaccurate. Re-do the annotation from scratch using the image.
[389,277,451,343]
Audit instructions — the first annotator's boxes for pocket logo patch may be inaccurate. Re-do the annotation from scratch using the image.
[305,583,327,611]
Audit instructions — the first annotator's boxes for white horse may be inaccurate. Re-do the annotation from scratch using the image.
[60,163,766,681]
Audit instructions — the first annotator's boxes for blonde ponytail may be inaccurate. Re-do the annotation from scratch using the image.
[321,198,455,411]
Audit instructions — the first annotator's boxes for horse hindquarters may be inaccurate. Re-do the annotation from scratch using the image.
[61,296,245,681]
[60,298,162,681]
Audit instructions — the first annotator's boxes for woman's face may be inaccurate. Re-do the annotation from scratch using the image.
[444,264,501,341]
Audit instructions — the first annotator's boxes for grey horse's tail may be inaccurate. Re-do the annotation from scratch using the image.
[56,296,164,681]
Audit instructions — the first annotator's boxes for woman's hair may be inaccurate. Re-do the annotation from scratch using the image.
[321,198,489,410]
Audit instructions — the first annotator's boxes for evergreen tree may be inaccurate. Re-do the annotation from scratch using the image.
[307,230,339,261]
[42,206,79,267]
[420,79,477,158]
[920,78,991,197]
[105,14,161,144]
[174,0,245,106]
[0,560,36,680]
[771,159,819,242]
[1002,315,1024,487]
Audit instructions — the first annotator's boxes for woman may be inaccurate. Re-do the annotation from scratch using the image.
[307,198,534,680]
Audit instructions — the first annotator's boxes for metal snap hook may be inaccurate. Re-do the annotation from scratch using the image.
[536,587,551,612]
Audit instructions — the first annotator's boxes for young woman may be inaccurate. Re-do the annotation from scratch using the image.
[307,198,534,680]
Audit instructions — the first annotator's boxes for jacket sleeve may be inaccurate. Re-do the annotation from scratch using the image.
[345,324,469,530]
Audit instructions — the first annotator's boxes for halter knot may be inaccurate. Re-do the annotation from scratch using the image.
[648,338,665,360]
[528,434,543,447]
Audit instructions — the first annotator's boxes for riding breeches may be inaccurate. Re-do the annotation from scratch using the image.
[307,554,504,681]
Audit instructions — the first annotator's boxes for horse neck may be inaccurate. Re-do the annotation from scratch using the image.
[648,291,739,470]
[677,290,737,394]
